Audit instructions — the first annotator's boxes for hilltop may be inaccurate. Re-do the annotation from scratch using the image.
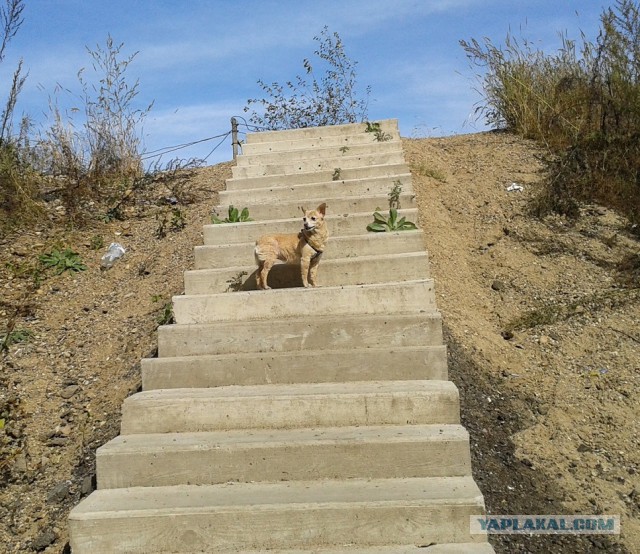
[0,131,638,553]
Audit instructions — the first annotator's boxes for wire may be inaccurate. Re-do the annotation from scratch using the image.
[233,114,267,132]
[203,131,231,162]
[141,132,231,160]
[138,115,266,164]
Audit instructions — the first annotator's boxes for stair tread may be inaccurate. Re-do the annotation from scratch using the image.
[187,250,429,275]
[227,192,414,207]
[126,379,457,402]
[146,344,443,363]
[225,166,412,190]
[234,545,495,554]
[244,119,398,143]
[101,424,469,454]
[221,173,413,194]
[237,142,402,164]
[204,208,419,230]
[178,277,434,294]
[71,476,484,516]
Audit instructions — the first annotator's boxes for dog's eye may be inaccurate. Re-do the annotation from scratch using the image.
[311,217,316,221]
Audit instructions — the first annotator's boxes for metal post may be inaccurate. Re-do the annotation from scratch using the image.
[231,117,239,160]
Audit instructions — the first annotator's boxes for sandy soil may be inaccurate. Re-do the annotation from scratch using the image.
[0,132,638,553]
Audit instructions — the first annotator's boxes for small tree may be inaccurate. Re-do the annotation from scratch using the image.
[245,26,370,130]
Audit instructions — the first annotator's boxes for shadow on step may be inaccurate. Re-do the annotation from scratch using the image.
[445,324,629,554]
[238,264,306,291]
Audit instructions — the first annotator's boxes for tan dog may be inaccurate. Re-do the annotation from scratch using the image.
[254,203,328,289]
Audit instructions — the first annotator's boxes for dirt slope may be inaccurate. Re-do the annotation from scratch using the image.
[1,132,638,553]
[406,132,639,554]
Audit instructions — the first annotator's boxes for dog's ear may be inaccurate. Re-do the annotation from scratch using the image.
[316,203,326,216]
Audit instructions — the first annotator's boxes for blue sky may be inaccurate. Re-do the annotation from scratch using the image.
[1,0,608,165]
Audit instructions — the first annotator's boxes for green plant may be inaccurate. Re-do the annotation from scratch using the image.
[339,146,350,154]
[89,234,104,250]
[332,168,342,181]
[100,205,125,223]
[226,270,248,292]
[155,207,186,238]
[170,207,186,231]
[365,121,392,142]
[5,257,44,288]
[211,205,252,224]
[38,248,87,274]
[388,180,403,209]
[367,208,418,232]
[0,327,33,351]
[245,26,370,129]
[156,302,174,326]
[617,251,640,287]
[412,163,447,182]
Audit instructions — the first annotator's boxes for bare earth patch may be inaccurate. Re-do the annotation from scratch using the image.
[1,132,638,553]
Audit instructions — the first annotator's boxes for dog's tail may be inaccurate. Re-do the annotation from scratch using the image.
[254,242,264,264]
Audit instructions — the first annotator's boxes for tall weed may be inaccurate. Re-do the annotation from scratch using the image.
[0,0,41,231]
[36,35,152,219]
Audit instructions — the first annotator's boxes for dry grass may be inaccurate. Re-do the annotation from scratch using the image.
[462,0,640,225]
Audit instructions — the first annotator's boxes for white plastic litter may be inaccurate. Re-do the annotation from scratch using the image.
[507,183,524,192]
[100,242,126,269]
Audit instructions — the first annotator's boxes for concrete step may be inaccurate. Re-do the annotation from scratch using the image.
[226,163,411,190]
[219,174,413,205]
[244,119,400,144]
[185,251,430,294]
[216,193,416,223]
[97,424,471,488]
[196,231,425,268]
[241,129,398,155]
[141,345,447,389]
[69,476,486,553]
[173,279,436,325]
[202,210,420,246]
[120,380,460,434]
[157,312,444,358]
[233,545,495,554]
[237,140,402,166]
[232,152,406,179]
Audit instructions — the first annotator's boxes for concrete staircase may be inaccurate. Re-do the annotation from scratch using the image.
[68,120,494,553]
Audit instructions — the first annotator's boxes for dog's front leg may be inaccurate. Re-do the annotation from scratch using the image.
[300,253,311,287]
[308,255,321,287]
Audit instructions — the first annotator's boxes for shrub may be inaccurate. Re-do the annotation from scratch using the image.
[245,26,370,130]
